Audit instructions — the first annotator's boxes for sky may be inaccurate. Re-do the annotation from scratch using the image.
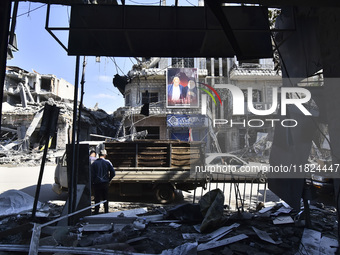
[8,2,136,114]
[7,1,197,113]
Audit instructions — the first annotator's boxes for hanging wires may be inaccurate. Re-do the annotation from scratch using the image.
[185,0,196,6]
[110,57,126,76]
[17,3,46,18]
[129,57,137,65]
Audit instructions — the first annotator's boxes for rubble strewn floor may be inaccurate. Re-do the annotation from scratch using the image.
[0,195,338,255]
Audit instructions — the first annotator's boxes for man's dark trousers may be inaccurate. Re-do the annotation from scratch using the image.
[93,182,109,214]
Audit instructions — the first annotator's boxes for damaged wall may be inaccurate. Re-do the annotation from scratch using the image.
[5,66,74,104]
[1,66,120,164]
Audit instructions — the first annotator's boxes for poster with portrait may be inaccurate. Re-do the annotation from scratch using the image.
[166,68,199,108]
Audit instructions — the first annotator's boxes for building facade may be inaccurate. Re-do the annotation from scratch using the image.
[114,57,282,153]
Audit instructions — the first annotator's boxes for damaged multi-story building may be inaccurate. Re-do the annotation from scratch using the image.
[1,66,119,159]
[2,66,75,152]
[113,57,282,153]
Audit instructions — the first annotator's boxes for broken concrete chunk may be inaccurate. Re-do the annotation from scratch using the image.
[320,235,338,254]
[298,228,339,255]
[89,208,148,218]
[137,214,163,223]
[121,224,140,240]
[272,207,292,216]
[182,233,202,240]
[92,232,116,246]
[82,224,113,232]
[197,234,248,252]
[83,208,148,226]
[78,232,100,247]
[298,228,321,255]
[193,224,201,233]
[198,223,240,243]
[83,215,137,224]
[228,211,253,220]
[133,220,146,230]
[160,242,197,255]
[272,216,294,225]
[281,201,292,209]
[169,223,181,229]
[258,206,273,214]
[252,227,282,245]
[263,201,276,207]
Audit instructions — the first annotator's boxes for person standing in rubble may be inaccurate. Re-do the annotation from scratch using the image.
[91,149,115,214]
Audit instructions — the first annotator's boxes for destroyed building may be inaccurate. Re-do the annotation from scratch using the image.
[113,57,282,153]
[2,66,74,151]
[1,66,119,162]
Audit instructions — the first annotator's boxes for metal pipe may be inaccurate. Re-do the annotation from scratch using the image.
[233,179,239,213]
[42,200,106,228]
[249,179,254,210]
[222,175,226,193]
[74,56,87,219]
[257,182,260,204]
[243,178,246,210]
[228,182,232,210]
[69,56,80,220]
[263,182,267,203]
[29,201,107,255]
[32,135,50,219]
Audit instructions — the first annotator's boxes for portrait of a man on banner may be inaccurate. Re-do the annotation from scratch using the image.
[166,68,199,108]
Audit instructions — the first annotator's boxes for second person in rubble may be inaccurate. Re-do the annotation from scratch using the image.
[91,149,115,214]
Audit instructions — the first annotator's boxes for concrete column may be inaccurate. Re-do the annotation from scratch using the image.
[19,83,28,108]
[219,58,223,77]
[57,123,69,150]
[210,58,215,78]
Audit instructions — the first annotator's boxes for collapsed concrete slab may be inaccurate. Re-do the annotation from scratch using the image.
[1,67,120,165]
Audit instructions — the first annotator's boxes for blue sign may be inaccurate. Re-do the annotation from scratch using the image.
[167,114,207,127]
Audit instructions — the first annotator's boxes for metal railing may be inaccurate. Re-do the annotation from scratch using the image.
[192,177,268,212]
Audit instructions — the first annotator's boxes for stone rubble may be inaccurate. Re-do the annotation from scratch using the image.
[0,98,120,166]
[0,192,338,255]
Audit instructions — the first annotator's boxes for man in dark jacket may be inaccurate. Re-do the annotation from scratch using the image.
[91,149,115,214]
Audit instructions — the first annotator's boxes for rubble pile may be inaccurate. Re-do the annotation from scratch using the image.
[0,190,338,254]
[1,98,119,166]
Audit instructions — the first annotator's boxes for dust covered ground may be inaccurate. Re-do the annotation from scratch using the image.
[0,188,338,255]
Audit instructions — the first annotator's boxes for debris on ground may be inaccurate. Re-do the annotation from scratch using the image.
[1,91,119,167]
[0,188,338,254]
